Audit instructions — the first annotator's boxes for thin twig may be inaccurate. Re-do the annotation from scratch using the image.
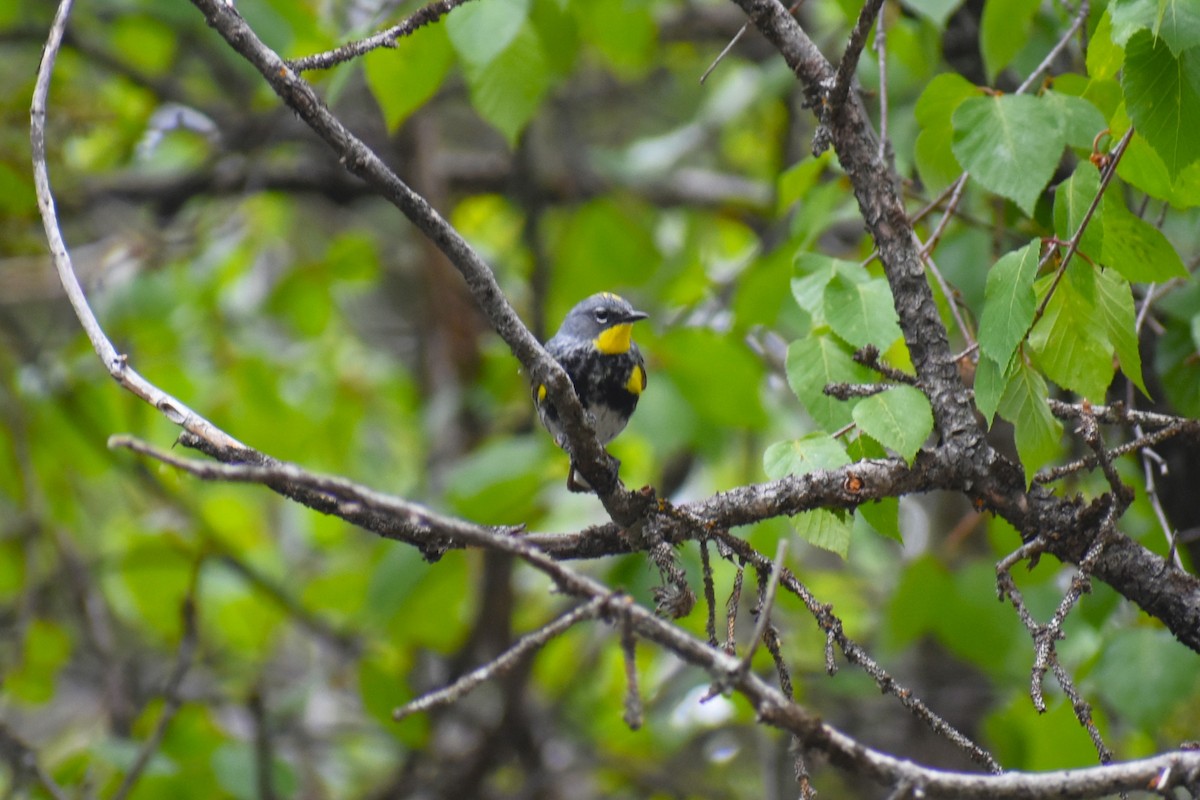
[741,539,788,675]
[32,0,243,453]
[1029,127,1135,331]
[1035,421,1188,483]
[393,598,606,720]
[873,0,891,167]
[829,0,887,110]
[249,687,279,800]
[288,0,480,73]
[0,723,70,800]
[621,615,643,730]
[700,21,750,84]
[714,530,1003,773]
[1014,1,1089,95]
[700,539,720,648]
[111,586,200,800]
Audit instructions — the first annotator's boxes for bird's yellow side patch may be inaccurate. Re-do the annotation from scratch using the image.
[625,364,646,395]
[594,323,633,354]
[536,384,547,403]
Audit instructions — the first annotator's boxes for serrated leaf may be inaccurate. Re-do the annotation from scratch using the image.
[1100,193,1189,281]
[786,334,873,429]
[794,509,853,558]
[446,0,530,67]
[1117,130,1200,207]
[1029,263,1114,401]
[980,0,1040,81]
[952,94,1064,215]
[823,274,902,349]
[461,26,551,146]
[1094,268,1149,396]
[763,433,851,479]
[998,359,1062,485]
[1110,0,1200,56]
[851,386,933,464]
[363,25,453,131]
[914,73,976,190]
[1122,31,1200,175]
[978,240,1041,370]
[1052,164,1105,261]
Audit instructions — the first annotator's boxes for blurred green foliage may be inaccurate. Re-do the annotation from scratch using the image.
[1,0,1199,797]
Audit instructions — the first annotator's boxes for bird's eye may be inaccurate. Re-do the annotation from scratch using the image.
[593,309,610,324]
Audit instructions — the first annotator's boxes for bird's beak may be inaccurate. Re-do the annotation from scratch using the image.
[626,309,649,323]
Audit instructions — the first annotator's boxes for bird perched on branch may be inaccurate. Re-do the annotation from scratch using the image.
[534,292,648,492]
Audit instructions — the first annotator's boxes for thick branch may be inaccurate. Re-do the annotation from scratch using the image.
[727,0,1200,654]
[112,434,1200,798]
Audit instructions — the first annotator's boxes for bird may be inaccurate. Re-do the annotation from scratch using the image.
[533,292,648,492]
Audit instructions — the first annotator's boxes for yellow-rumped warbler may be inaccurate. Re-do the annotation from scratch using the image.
[534,292,648,491]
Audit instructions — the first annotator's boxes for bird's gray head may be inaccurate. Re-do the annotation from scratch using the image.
[555,293,648,354]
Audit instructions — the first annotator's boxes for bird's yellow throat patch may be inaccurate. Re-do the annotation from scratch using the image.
[594,323,634,354]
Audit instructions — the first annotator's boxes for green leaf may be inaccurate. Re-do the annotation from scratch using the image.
[1122,31,1200,174]
[1100,193,1189,281]
[998,358,1062,484]
[823,273,902,349]
[1029,262,1114,401]
[552,198,658,307]
[974,354,1009,426]
[1088,628,1200,728]
[859,496,902,543]
[851,386,933,464]
[952,94,1064,215]
[1116,130,1200,207]
[791,253,846,318]
[1094,267,1149,396]
[661,328,768,431]
[1087,10,1125,81]
[6,620,72,703]
[900,0,966,29]
[1109,0,1157,46]
[213,743,298,800]
[445,437,546,525]
[1052,164,1104,262]
[1041,91,1108,150]
[763,432,851,479]
[363,24,454,131]
[980,0,1040,81]
[786,333,874,428]
[914,73,976,190]
[461,26,552,146]
[883,556,954,650]
[1110,0,1200,56]
[777,156,830,215]
[793,509,854,558]
[977,240,1041,370]
[574,0,657,77]
[529,0,579,76]
[446,0,530,67]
